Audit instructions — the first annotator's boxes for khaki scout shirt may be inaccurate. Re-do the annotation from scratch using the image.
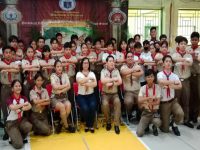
[186,46,200,74]
[60,55,77,77]
[50,73,70,98]
[138,84,161,111]
[30,87,49,112]
[0,61,21,85]
[39,59,55,79]
[172,52,193,79]
[22,59,40,81]
[101,68,121,94]
[120,64,141,92]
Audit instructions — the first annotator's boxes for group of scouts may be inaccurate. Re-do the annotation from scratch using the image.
[0,27,200,149]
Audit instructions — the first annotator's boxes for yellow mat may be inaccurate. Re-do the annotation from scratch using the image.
[30,126,147,150]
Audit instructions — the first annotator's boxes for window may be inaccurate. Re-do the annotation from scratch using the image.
[178,10,200,44]
[128,9,162,42]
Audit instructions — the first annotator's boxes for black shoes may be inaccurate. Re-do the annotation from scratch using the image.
[90,128,95,133]
[197,125,200,129]
[66,125,76,133]
[0,122,4,128]
[172,126,180,136]
[3,132,9,141]
[106,123,112,131]
[145,126,150,133]
[114,126,120,134]
[152,125,158,136]
[184,121,194,128]
[55,123,62,134]
[85,127,89,132]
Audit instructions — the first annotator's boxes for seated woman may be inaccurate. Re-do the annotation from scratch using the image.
[76,57,97,133]
[50,60,75,133]
[30,72,51,136]
[6,80,32,149]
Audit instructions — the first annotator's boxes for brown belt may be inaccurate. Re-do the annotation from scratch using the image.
[161,98,175,104]
[55,93,66,99]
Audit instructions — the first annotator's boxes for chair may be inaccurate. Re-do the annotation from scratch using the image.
[46,84,74,134]
[73,82,98,131]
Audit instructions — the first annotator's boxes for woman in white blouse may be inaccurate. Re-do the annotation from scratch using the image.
[76,57,97,133]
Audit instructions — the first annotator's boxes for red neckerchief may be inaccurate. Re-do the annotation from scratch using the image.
[34,86,42,99]
[163,70,171,98]
[146,84,156,97]
[121,49,127,58]
[12,94,22,122]
[37,49,43,53]
[64,54,72,72]
[130,48,134,53]
[146,84,156,112]
[56,73,63,85]
[107,50,113,55]
[95,49,101,56]
[191,45,199,59]
[176,47,186,74]
[161,51,169,56]
[44,57,52,75]
[26,56,34,82]
[71,51,76,56]
[58,44,63,51]
[3,59,12,83]
[108,68,114,89]
[127,64,134,86]
[134,52,141,58]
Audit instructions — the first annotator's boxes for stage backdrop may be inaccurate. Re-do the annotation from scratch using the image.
[17,0,111,44]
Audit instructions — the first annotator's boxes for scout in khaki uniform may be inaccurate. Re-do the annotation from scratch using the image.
[39,45,55,86]
[50,60,75,133]
[94,39,104,81]
[50,37,64,60]
[137,69,161,137]
[22,46,40,100]
[0,46,21,140]
[6,80,32,149]
[35,36,45,59]
[0,46,21,124]
[157,55,184,136]
[30,72,51,136]
[186,32,200,129]
[172,36,193,128]
[120,51,143,120]
[101,55,122,134]
[60,42,77,102]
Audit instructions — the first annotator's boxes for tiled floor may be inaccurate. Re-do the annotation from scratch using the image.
[0,120,200,150]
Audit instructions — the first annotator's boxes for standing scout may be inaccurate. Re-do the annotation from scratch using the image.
[137,69,161,137]
[60,42,77,102]
[101,55,122,134]
[35,37,45,59]
[0,46,21,123]
[186,32,200,129]
[157,55,184,136]
[30,72,51,136]
[39,45,55,86]
[22,46,40,100]
[172,36,193,128]
[120,51,143,121]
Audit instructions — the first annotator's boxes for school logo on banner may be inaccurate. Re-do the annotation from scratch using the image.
[59,0,76,11]
[108,9,127,25]
[0,6,22,24]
